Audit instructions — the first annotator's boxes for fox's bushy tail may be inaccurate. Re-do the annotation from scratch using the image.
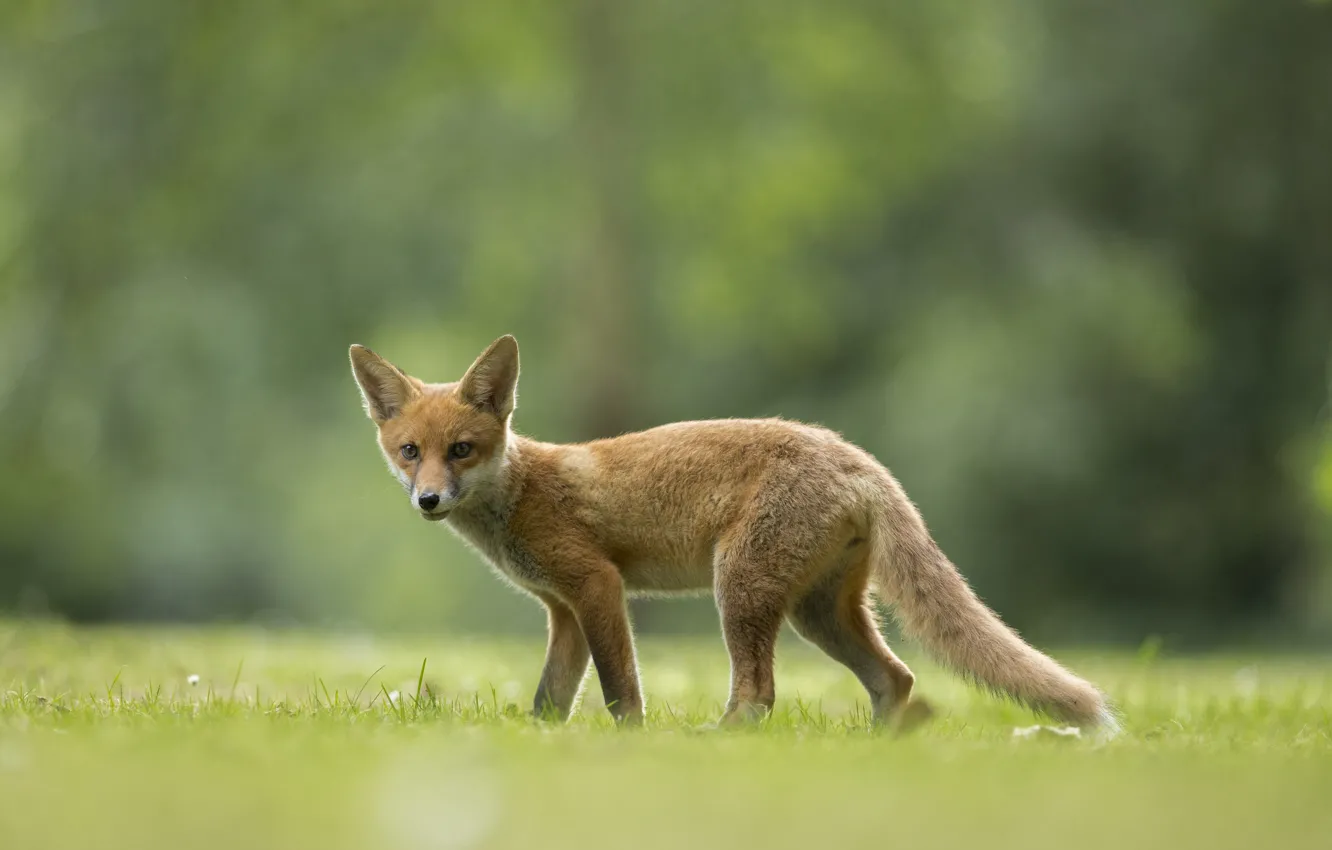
[870,481,1117,732]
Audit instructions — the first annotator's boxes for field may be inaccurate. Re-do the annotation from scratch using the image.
[1,620,1330,850]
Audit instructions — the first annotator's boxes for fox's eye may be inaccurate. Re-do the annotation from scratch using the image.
[449,441,472,460]
[400,443,419,461]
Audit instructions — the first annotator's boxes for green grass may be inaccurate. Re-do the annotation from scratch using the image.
[1,620,1330,849]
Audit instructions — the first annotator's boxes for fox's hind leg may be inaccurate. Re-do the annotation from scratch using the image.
[714,565,786,724]
[712,500,852,726]
[788,541,926,728]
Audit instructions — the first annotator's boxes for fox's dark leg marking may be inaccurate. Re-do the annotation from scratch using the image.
[532,592,591,721]
[788,544,918,725]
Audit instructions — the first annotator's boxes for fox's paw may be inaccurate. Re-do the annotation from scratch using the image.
[717,700,771,728]
[884,696,935,736]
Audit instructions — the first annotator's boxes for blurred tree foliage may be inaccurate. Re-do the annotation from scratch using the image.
[1,0,1329,644]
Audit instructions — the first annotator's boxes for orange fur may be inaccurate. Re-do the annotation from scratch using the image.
[350,336,1116,732]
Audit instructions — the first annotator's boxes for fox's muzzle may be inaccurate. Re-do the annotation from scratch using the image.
[411,481,461,520]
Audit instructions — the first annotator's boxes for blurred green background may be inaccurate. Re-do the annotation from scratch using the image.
[1,0,1329,645]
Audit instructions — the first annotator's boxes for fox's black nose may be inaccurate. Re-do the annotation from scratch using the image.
[417,492,440,511]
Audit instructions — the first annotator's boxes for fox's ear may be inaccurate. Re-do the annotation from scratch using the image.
[349,345,419,421]
[458,335,519,418]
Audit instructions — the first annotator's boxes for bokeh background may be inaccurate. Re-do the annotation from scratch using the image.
[1,0,1329,647]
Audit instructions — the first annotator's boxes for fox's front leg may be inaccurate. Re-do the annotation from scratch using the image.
[532,592,591,721]
[558,566,644,726]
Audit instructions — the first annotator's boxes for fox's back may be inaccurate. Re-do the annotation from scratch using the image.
[517,418,884,593]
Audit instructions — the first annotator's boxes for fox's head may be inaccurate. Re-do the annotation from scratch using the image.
[349,335,519,522]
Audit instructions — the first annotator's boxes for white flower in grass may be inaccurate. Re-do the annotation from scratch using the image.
[1234,666,1259,698]
[187,674,200,686]
[1013,724,1082,739]
[388,690,401,705]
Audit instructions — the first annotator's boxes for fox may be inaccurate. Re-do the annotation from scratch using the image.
[349,334,1117,734]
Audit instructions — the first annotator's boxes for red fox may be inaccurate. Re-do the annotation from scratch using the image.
[350,335,1117,733]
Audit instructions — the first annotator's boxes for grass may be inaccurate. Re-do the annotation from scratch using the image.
[1,620,1330,849]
